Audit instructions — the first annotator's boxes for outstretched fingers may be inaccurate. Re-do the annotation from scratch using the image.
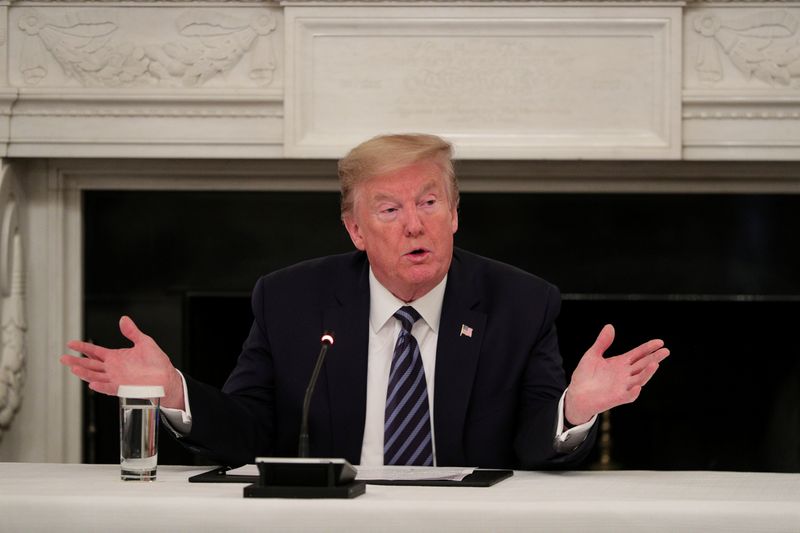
[66,340,114,362]
[624,339,665,365]
[629,347,670,375]
[61,315,153,399]
[69,365,110,384]
[61,355,108,382]
[625,343,669,390]
[628,361,661,389]
[60,355,105,372]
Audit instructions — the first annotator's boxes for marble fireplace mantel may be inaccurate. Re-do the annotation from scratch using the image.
[0,0,798,160]
[2,0,800,463]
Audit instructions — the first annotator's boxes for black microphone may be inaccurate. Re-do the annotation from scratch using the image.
[298,331,334,458]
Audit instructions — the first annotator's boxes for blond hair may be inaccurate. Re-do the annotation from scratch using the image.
[338,133,458,218]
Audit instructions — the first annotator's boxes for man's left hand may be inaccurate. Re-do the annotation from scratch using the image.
[564,324,669,426]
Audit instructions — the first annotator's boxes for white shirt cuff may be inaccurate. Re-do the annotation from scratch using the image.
[160,370,193,436]
[554,388,596,452]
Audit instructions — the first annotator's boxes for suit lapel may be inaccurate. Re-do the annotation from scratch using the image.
[322,255,370,464]
[433,251,486,466]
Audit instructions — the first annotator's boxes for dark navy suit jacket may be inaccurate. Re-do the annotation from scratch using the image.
[181,248,596,468]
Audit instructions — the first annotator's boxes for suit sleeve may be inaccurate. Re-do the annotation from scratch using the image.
[176,276,277,466]
[513,283,597,469]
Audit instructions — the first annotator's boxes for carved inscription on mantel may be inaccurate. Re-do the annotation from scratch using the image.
[286,7,681,159]
[379,36,651,131]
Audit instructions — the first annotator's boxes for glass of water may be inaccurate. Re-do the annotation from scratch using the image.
[118,385,164,481]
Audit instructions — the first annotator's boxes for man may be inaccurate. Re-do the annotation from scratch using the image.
[61,134,668,468]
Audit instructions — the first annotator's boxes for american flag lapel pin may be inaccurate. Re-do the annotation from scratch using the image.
[460,324,473,338]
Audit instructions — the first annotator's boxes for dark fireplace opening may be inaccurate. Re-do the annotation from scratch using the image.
[82,190,800,471]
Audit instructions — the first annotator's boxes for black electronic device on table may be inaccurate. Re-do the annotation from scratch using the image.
[242,457,364,499]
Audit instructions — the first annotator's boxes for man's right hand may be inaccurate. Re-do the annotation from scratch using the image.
[60,316,185,410]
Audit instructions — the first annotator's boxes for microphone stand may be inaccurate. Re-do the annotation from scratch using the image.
[298,333,333,457]
[243,331,365,499]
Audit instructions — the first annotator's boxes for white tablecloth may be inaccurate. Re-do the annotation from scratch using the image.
[1,463,798,532]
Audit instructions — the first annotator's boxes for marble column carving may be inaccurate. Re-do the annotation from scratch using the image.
[0,164,26,443]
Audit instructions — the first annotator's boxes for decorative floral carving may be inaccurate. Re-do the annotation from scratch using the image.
[693,10,800,86]
[18,11,48,36]
[0,168,26,444]
[17,8,278,87]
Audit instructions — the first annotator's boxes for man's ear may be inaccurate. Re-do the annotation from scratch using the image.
[343,214,366,251]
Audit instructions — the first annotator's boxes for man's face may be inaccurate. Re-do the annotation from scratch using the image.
[343,160,459,302]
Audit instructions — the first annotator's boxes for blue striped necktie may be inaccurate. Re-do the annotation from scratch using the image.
[384,306,434,466]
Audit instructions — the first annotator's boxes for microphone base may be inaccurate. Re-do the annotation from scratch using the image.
[243,480,366,499]
[244,457,365,499]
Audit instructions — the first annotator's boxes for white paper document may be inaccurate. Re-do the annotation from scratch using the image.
[227,464,259,476]
[227,463,474,482]
[354,466,474,482]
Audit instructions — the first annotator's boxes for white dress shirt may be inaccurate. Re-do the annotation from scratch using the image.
[359,268,447,465]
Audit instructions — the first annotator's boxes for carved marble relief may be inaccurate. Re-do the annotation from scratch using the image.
[0,167,26,444]
[693,10,800,86]
[15,8,278,87]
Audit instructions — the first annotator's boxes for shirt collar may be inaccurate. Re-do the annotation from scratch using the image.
[369,268,447,335]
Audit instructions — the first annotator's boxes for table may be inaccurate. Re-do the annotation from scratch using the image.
[1,463,798,532]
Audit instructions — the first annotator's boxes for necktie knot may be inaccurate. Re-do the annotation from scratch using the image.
[393,306,421,333]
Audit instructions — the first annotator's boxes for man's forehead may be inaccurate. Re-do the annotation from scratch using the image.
[368,177,440,196]
[365,162,445,190]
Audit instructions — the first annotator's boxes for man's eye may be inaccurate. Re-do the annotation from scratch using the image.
[377,207,398,221]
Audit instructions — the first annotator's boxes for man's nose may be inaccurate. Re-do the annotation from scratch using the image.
[403,208,424,236]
